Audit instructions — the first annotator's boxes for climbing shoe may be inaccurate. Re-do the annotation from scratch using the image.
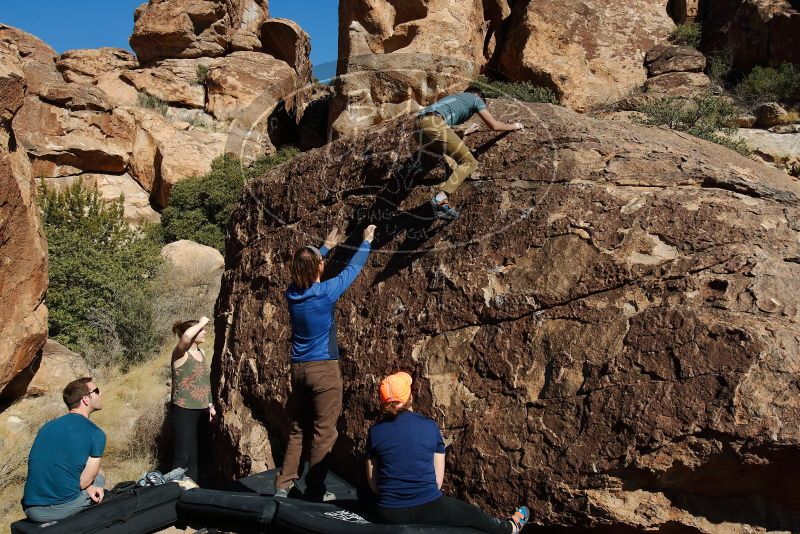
[430,196,460,220]
[510,505,530,533]
[304,490,336,502]
[274,483,296,498]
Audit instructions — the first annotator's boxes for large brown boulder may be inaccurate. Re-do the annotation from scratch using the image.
[645,44,707,77]
[261,18,312,86]
[329,0,488,138]
[129,0,269,65]
[56,48,138,84]
[0,148,48,401]
[121,58,209,109]
[121,106,225,207]
[0,24,62,96]
[496,0,674,111]
[12,96,135,177]
[701,0,800,71]
[214,100,800,531]
[25,340,90,398]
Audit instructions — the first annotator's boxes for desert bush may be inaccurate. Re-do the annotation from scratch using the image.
[707,50,733,91]
[670,22,701,48]
[469,75,559,105]
[635,94,751,156]
[40,180,164,369]
[734,63,800,108]
[137,92,169,116]
[196,64,209,85]
[161,147,300,251]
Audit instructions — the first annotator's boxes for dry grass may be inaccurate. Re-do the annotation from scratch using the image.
[0,345,183,531]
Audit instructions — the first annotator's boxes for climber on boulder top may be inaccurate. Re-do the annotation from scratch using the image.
[416,87,524,221]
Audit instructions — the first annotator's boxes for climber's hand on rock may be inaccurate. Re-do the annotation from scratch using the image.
[363,225,377,243]
[324,227,341,249]
[514,122,524,130]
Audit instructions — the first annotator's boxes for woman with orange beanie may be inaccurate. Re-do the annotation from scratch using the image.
[365,371,530,533]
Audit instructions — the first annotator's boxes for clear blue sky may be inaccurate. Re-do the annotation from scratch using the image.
[0,0,338,77]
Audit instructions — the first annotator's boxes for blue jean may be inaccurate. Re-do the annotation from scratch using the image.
[24,474,105,523]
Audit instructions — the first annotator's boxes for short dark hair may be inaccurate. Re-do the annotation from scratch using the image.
[63,377,93,409]
[465,86,484,99]
[290,247,322,290]
[172,319,199,337]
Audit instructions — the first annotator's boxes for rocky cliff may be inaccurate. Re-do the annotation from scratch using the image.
[215,99,800,532]
[0,35,48,401]
[0,1,312,222]
[0,0,313,404]
[329,0,675,131]
[701,0,800,71]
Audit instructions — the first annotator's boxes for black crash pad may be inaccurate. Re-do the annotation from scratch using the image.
[272,498,484,534]
[10,482,181,534]
[233,466,357,500]
[177,488,276,530]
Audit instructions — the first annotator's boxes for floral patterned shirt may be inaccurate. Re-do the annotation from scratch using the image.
[171,348,212,409]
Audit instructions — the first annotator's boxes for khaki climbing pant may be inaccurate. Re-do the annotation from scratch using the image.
[417,114,478,195]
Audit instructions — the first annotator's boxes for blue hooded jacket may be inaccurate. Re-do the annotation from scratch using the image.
[285,240,372,362]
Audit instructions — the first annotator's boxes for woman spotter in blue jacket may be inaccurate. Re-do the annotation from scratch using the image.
[274,225,377,501]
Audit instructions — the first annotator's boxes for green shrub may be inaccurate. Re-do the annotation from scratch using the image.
[137,92,169,116]
[196,64,209,85]
[734,63,800,108]
[161,146,300,251]
[469,75,559,104]
[707,50,733,91]
[670,22,701,48]
[635,94,751,156]
[40,180,164,369]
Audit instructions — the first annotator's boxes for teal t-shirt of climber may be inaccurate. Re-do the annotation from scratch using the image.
[419,92,487,127]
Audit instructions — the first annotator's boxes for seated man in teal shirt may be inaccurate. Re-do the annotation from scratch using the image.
[22,377,107,522]
[417,87,524,220]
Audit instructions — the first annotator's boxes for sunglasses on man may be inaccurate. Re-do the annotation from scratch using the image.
[85,387,100,397]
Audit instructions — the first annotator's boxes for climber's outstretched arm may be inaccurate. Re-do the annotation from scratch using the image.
[476,109,524,132]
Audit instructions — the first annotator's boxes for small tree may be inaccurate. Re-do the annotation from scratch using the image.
[635,95,751,156]
[161,147,300,251]
[40,180,163,369]
[469,75,559,105]
[670,22,702,48]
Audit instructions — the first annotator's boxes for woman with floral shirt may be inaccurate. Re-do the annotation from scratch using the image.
[171,316,214,482]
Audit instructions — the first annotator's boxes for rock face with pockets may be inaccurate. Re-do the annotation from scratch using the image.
[495,0,675,111]
[215,99,800,532]
[329,0,491,138]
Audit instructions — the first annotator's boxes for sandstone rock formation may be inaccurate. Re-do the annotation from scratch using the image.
[736,128,800,173]
[755,102,791,128]
[161,240,225,308]
[56,48,138,84]
[162,239,224,276]
[329,0,489,138]
[645,44,706,77]
[0,65,48,400]
[130,0,269,64]
[495,0,674,111]
[25,340,91,398]
[215,99,800,532]
[1,2,312,214]
[701,0,800,71]
[261,18,311,88]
